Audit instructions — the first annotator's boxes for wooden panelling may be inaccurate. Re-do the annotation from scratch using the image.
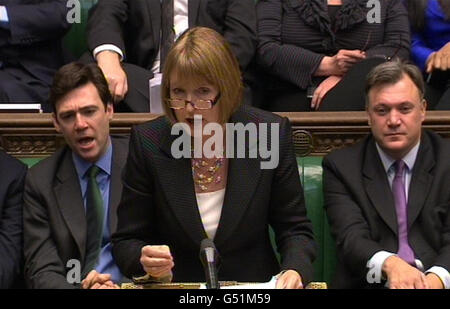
[1,111,450,157]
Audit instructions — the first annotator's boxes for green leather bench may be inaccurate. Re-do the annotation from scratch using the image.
[20,158,43,168]
[63,0,97,58]
[299,157,336,285]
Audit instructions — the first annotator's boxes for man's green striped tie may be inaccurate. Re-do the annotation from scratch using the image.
[82,165,104,278]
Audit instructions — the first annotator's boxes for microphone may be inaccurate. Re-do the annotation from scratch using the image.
[199,238,220,289]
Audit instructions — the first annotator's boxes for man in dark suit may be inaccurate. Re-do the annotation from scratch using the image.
[85,0,257,112]
[0,0,71,112]
[23,63,128,289]
[0,150,26,288]
[323,60,450,289]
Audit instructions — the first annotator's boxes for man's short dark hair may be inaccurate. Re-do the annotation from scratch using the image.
[365,60,425,107]
[49,62,112,112]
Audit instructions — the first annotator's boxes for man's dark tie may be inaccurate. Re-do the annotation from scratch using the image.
[82,165,104,277]
[392,160,415,265]
[160,0,175,72]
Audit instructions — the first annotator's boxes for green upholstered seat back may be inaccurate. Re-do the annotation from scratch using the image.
[298,157,336,284]
[63,0,97,58]
[21,158,45,168]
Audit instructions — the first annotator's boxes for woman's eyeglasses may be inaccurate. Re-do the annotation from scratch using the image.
[166,95,220,110]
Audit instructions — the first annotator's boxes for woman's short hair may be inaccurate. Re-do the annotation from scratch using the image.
[365,59,425,107]
[161,27,243,124]
[49,62,112,113]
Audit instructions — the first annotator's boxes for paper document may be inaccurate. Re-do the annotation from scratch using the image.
[0,104,41,113]
[149,73,163,114]
[199,276,278,289]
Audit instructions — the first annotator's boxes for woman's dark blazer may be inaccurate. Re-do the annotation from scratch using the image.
[256,0,411,90]
[112,105,316,284]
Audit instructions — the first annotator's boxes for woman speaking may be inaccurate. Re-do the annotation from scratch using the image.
[112,27,316,289]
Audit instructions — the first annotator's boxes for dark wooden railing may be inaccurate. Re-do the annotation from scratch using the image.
[1,111,450,158]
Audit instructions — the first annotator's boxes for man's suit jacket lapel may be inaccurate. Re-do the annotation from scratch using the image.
[146,0,162,50]
[109,138,128,233]
[407,133,435,229]
[362,138,398,235]
[188,0,201,27]
[54,149,87,261]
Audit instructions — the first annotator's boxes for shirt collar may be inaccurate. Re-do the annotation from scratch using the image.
[376,141,420,174]
[72,138,113,179]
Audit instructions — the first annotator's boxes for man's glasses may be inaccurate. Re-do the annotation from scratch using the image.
[166,95,220,110]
